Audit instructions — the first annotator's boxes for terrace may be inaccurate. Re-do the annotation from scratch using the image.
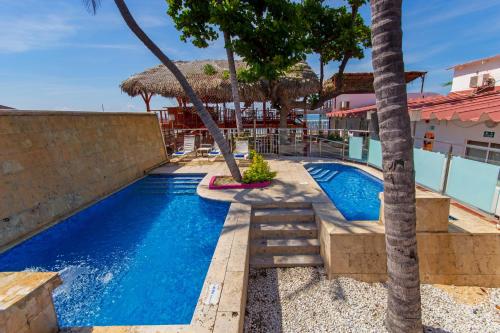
[0,110,498,333]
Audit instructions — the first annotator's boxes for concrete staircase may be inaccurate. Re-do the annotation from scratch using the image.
[250,204,323,268]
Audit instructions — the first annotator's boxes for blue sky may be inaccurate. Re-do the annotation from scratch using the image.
[1,0,499,111]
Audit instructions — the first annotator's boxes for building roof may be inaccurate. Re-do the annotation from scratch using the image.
[322,71,426,98]
[446,54,500,70]
[328,87,500,122]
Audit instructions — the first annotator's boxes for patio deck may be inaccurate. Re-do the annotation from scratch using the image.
[153,157,499,235]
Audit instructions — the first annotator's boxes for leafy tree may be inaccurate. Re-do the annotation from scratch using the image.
[83,0,242,181]
[167,0,247,133]
[168,1,308,130]
[370,0,422,331]
[301,0,371,92]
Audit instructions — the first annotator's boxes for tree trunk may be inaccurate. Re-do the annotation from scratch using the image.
[279,104,289,145]
[370,1,422,332]
[223,31,243,134]
[369,111,380,140]
[279,105,289,130]
[319,57,324,95]
[113,0,241,182]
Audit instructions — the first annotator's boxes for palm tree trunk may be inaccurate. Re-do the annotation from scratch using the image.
[370,1,422,332]
[319,56,324,95]
[223,31,243,134]
[114,0,241,182]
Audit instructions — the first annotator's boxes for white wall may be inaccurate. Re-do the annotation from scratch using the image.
[451,57,500,92]
[330,92,438,112]
[414,120,499,155]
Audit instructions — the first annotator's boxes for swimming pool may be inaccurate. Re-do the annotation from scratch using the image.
[0,174,229,327]
[306,163,383,221]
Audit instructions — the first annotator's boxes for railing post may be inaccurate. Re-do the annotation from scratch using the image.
[441,144,453,194]
[293,131,297,155]
[341,139,345,160]
[307,130,312,157]
[319,139,322,158]
[366,137,370,166]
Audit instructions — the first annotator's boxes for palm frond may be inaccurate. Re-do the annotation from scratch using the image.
[82,0,101,15]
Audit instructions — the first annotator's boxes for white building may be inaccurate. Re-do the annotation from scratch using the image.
[328,54,500,166]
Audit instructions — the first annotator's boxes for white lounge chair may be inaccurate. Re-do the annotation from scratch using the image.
[233,140,249,159]
[208,142,222,157]
[173,135,196,157]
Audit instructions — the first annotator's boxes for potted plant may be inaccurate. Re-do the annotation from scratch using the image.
[209,151,276,189]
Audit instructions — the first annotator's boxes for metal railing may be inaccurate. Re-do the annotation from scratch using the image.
[160,126,371,161]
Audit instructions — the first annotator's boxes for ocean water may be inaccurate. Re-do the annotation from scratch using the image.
[306,163,384,220]
[0,174,229,327]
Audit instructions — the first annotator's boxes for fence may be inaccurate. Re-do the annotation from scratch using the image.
[161,126,500,215]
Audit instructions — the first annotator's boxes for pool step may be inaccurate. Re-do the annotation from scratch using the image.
[310,168,339,183]
[251,238,320,255]
[250,206,323,268]
[250,254,323,268]
[319,171,338,182]
[139,176,202,195]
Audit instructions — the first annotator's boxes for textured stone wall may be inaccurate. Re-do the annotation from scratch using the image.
[0,111,167,249]
[0,272,62,333]
[325,232,500,287]
[315,201,500,287]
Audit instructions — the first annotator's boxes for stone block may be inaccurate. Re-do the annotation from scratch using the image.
[379,192,450,232]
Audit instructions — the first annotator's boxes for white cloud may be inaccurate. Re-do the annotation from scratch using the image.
[0,15,76,53]
[136,14,171,28]
[407,1,500,28]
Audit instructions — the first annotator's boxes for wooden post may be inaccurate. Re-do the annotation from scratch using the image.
[140,92,152,112]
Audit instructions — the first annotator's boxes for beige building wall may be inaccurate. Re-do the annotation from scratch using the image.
[0,111,167,249]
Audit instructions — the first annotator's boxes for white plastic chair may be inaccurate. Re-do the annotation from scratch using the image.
[233,140,249,159]
[173,135,196,157]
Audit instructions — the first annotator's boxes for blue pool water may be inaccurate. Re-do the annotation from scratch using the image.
[0,174,229,327]
[306,163,384,221]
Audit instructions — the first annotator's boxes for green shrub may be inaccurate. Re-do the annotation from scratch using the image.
[203,64,217,76]
[242,152,277,184]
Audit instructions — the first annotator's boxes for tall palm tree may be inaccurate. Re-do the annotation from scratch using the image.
[85,0,242,182]
[223,31,243,134]
[370,0,422,332]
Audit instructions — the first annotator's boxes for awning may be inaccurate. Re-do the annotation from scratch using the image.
[328,88,500,122]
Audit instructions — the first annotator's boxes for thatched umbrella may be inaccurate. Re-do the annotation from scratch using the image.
[120,59,319,107]
[322,71,427,99]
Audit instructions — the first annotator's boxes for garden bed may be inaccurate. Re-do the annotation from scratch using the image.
[208,176,271,190]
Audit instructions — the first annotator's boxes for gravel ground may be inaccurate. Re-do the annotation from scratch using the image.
[244,267,500,333]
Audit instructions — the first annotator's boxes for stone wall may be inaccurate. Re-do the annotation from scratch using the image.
[0,272,62,333]
[324,231,500,287]
[315,202,500,287]
[0,111,167,249]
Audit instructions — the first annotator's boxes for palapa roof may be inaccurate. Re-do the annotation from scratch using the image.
[322,71,427,98]
[120,59,319,103]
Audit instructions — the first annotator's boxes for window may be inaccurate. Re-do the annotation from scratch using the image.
[465,140,500,166]
[469,75,478,88]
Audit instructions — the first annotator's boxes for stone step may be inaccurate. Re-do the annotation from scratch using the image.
[251,238,320,255]
[252,202,312,210]
[250,222,318,239]
[252,208,315,223]
[313,169,330,179]
[250,254,323,268]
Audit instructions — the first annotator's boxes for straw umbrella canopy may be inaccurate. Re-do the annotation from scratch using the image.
[322,71,427,99]
[120,59,319,105]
